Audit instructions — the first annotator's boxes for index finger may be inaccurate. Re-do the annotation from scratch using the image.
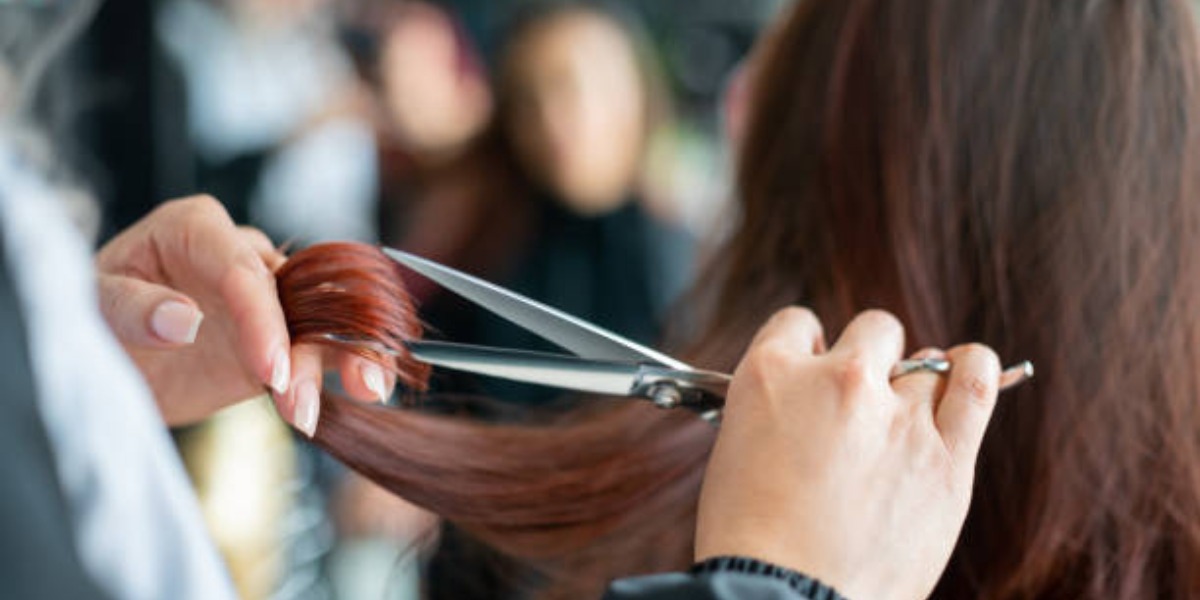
[152,197,291,394]
[745,306,827,357]
[829,309,906,380]
[237,226,286,272]
[726,307,825,416]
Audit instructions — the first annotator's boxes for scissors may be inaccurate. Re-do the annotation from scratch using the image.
[383,248,1033,422]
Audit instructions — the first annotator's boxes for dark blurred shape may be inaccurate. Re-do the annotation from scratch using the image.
[0,236,113,600]
[158,0,364,244]
[63,0,194,241]
[642,0,780,106]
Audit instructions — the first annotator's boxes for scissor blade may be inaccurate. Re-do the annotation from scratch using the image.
[407,341,640,396]
[384,247,691,370]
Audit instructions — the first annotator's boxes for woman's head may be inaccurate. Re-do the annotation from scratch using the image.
[707,0,1200,596]
[497,4,658,215]
[344,1,493,162]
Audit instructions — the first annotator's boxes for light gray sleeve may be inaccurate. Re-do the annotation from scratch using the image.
[0,142,238,600]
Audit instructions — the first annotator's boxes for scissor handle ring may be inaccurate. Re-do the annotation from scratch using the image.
[889,358,952,380]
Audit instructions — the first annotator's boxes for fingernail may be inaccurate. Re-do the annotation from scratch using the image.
[361,362,388,402]
[294,381,320,438]
[151,301,204,344]
[271,348,290,395]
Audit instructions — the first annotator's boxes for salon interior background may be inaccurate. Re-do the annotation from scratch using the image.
[37,0,785,243]
[24,1,786,599]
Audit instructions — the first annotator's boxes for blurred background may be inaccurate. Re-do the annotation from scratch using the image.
[26,0,786,598]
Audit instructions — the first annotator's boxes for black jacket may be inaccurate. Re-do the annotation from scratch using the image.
[604,557,847,600]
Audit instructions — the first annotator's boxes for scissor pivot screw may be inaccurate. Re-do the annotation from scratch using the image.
[651,385,683,409]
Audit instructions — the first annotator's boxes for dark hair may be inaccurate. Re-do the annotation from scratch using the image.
[281,1,1200,597]
[709,1,1200,597]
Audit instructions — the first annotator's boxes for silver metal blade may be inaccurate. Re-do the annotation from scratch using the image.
[385,247,691,370]
[407,341,641,396]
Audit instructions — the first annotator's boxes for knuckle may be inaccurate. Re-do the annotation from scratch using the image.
[857,308,903,336]
[750,340,800,377]
[97,278,149,338]
[98,279,126,318]
[238,226,272,246]
[172,202,267,280]
[832,352,871,392]
[776,305,819,328]
[221,258,268,294]
[185,194,224,214]
[217,267,260,323]
[151,198,185,221]
[164,195,227,224]
[965,343,1002,371]
[150,198,205,234]
[955,372,995,409]
[161,194,202,212]
[760,306,817,337]
[736,341,801,399]
[750,306,825,353]
[237,227,281,261]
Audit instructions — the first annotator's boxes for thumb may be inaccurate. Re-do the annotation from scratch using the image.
[98,273,205,348]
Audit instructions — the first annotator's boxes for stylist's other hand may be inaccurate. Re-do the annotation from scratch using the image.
[695,308,1001,600]
[96,196,393,432]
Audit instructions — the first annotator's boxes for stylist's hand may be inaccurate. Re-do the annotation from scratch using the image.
[96,196,394,433]
[695,308,1001,600]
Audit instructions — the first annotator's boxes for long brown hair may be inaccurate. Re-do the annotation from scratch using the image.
[275,243,710,598]
[279,1,1200,598]
[710,0,1200,596]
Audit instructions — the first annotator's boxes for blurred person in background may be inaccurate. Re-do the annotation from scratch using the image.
[338,1,694,408]
[399,2,696,414]
[158,0,378,242]
[366,1,494,164]
[493,1,693,338]
[341,0,521,290]
[502,3,655,218]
